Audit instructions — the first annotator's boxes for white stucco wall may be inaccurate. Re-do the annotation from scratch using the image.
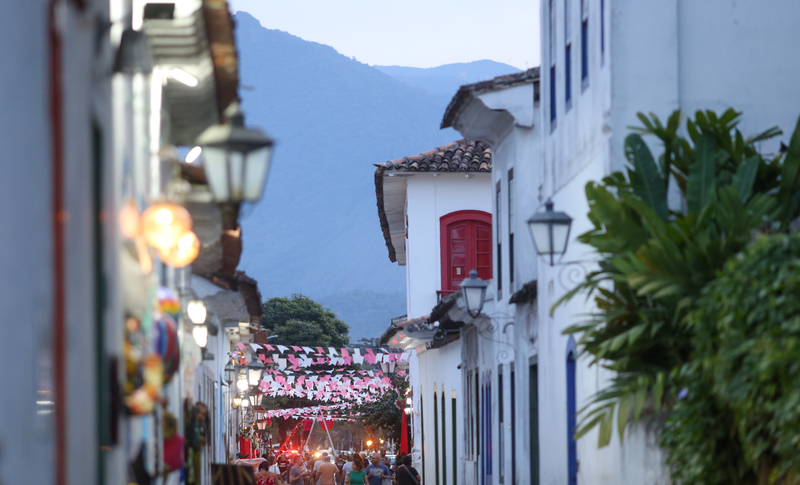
[404,173,493,319]
[534,1,800,484]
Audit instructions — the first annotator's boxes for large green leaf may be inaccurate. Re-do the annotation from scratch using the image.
[778,114,800,223]
[686,133,717,213]
[625,134,669,220]
[732,155,759,202]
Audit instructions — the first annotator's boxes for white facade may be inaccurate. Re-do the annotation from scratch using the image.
[441,1,800,485]
[377,157,492,485]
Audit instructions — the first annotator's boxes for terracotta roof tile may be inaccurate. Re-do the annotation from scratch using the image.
[379,140,491,173]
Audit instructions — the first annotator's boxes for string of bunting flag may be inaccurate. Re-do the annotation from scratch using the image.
[229,343,411,370]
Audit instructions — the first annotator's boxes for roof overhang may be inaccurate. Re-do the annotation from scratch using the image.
[442,68,540,146]
[143,0,239,146]
[375,166,407,265]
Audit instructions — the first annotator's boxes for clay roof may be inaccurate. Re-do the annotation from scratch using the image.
[374,140,491,263]
[377,140,492,173]
[441,67,540,129]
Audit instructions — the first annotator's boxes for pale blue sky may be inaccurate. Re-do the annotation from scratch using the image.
[229,0,541,69]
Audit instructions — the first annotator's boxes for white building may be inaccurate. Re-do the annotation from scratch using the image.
[0,1,264,484]
[440,1,800,485]
[442,68,542,485]
[375,141,493,485]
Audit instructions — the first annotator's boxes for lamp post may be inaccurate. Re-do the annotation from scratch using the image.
[224,361,235,387]
[196,102,275,203]
[246,361,266,387]
[527,199,573,266]
[460,270,488,318]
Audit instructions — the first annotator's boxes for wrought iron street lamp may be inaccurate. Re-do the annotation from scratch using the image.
[192,324,208,348]
[379,361,396,374]
[246,361,266,387]
[460,270,488,318]
[186,299,207,324]
[224,361,235,386]
[196,102,274,203]
[527,199,573,266]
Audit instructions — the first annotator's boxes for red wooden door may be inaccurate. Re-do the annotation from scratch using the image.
[441,211,492,292]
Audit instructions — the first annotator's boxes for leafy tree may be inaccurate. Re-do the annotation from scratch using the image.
[556,109,800,448]
[261,294,350,347]
[354,377,408,443]
[663,234,800,484]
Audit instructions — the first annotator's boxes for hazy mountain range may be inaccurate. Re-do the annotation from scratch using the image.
[233,11,518,340]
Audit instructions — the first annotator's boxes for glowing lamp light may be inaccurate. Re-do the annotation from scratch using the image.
[171,68,199,87]
[233,397,242,407]
[366,440,373,447]
[158,230,200,268]
[240,397,249,408]
[404,407,411,415]
[185,146,202,164]
[141,203,192,252]
[314,452,321,458]
[237,377,249,391]
[406,397,412,405]
[379,439,384,444]
[187,299,207,324]
[247,362,265,386]
[192,325,208,348]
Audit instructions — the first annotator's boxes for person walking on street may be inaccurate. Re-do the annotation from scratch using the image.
[365,454,390,485]
[290,455,312,485]
[394,456,420,485]
[340,453,354,485]
[345,454,367,485]
[316,454,339,485]
[313,452,329,485]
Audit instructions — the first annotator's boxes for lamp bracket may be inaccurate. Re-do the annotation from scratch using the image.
[557,260,594,292]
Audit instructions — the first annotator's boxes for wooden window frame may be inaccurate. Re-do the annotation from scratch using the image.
[440,210,493,294]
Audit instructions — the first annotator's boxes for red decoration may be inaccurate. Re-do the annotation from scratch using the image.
[400,410,409,455]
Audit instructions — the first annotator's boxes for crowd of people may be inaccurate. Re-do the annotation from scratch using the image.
[252,448,421,485]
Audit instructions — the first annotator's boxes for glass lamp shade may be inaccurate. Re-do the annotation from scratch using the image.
[240,397,249,408]
[460,270,488,317]
[186,299,207,324]
[192,324,208,348]
[527,199,573,265]
[158,230,200,268]
[248,394,264,407]
[406,397,412,405]
[404,407,412,415]
[141,203,192,252]
[236,377,249,391]
[196,103,274,203]
[232,397,242,407]
[256,422,267,431]
[247,364,265,386]
[379,362,396,374]
[224,362,235,385]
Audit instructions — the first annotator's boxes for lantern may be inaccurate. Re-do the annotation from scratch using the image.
[460,270,488,318]
[527,199,573,266]
[224,361,235,386]
[141,203,192,252]
[196,102,274,203]
[158,230,200,268]
[192,324,208,348]
[186,300,207,324]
